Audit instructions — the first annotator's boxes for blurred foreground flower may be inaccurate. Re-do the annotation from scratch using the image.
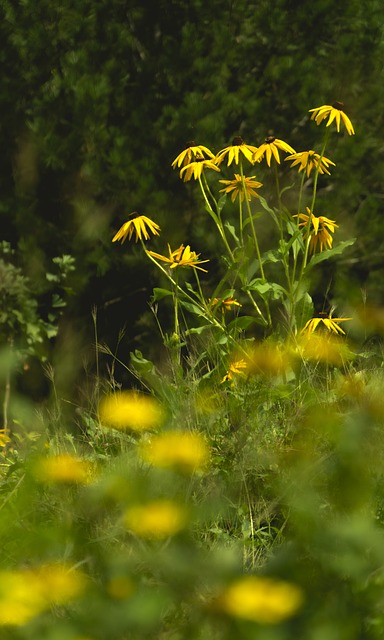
[99,391,164,431]
[298,332,354,366]
[247,342,291,377]
[285,150,336,177]
[33,453,94,484]
[140,431,210,473]
[171,143,215,169]
[112,213,161,243]
[123,500,187,538]
[309,102,355,135]
[253,136,296,166]
[215,575,303,624]
[147,243,209,272]
[0,429,11,447]
[219,174,262,203]
[215,137,258,166]
[295,207,338,253]
[0,563,87,626]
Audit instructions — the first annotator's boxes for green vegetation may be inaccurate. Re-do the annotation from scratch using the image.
[1,1,384,637]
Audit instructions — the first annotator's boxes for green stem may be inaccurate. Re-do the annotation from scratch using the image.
[199,174,234,262]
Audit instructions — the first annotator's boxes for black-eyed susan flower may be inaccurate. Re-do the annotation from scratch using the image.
[147,243,209,272]
[221,358,248,383]
[285,150,336,177]
[219,174,262,203]
[294,207,338,253]
[215,575,303,624]
[179,159,221,182]
[123,500,187,538]
[214,137,259,167]
[33,454,94,485]
[209,297,242,312]
[99,391,165,432]
[309,102,355,135]
[171,142,215,169]
[302,313,353,336]
[112,213,161,244]
[253,136,296,166]
[139,431,210,473]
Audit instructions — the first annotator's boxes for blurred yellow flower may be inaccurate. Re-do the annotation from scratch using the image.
[171,143,215,169]
[216,575,303,624]
[34,454,94,484]
[285,150,335,177]
[123,500,187,538]
[253,136,295,166]
[294,207,338,253]
[112,213,161,243]
[99,391,164,432]
[140,431,210,473]
[298,332,354,366]
[0,564,87,626]
[309,102,355,135]
[221,359,248,383]
[247,342,291,377]
[219,174,262,203]
[147,243,209,272]
[215,137,258,167]
[179,159,221,182]
[302,314,352,336]
[0,430,11,448]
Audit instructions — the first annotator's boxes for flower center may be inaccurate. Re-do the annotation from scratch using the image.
[265,136,276,144]
[332,101,344,111]
[232,136,244,146]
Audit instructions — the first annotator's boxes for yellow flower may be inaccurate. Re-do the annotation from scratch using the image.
[215,137,259,167]
[221,359,248,383]
[216,575,303,624]
[253,136,296,166]
[179,159,221,182]
[33,454,94,484]
[99,391,164,432]
[171,143,215,169]
[294,207,338,253]
[147,243,209,272]
[0,430,11,448]
[302,313,353,336]
[219,174,262,203]
[298,332,353,366]
[309,102,355,135]
[112,213,161,243]
[0,564,87,626]
[140,431,210,473]
[209,297,242,312]
[285,150,336,177]
[123,500,187,538]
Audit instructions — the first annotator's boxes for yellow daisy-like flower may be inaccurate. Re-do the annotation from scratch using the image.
[294,207,338,253]
[123,500,187,539]
[210,297,242,312]
[0,430,11,448]
[253,136,296,166]
[140,431,210,473]
[309,102,355,135]
[302,313,353,336]
[285,150,336,177]
[33,454,94,485]
[221,359,248,384]
[147,243,209,272]
[99,391,164,432]
[219,174,262,203]
[215,575,303,624]
[180,159,221,182]
[214,137,259,167]
[112,213,161,244]
[171,142,215,169]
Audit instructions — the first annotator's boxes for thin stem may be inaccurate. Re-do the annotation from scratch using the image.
[198,174,234,261]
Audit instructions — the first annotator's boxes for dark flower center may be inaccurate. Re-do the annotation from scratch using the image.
[232,136,244,146]
[265,136,276,144]
[332,101,344,111]
[186,141,197,148]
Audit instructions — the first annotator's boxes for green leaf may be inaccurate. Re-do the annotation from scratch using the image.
[152,287,173,301]
[179,300,205,315]
[306,239,356,269]
[227,316,258,332]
